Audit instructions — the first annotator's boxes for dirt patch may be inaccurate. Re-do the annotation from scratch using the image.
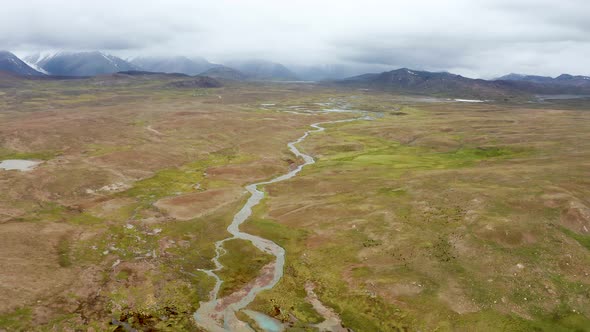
[88,197,135,218]
[0,205,26,223]
[207,160,285,184]
[0,222,76,312]
[0,219,108,324]
[542,192,572,208]
[155,188,244,220]
[437,279,480,314]
[382,283,423,299]
[561,200,590,234]
[475,223,537,247]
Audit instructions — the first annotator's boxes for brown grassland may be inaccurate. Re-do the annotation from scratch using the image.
[1,75,589,331]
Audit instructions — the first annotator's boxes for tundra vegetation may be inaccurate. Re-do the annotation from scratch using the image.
[0,76,589,331]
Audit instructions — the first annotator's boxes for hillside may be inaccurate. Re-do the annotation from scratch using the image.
[499,73,590,87]
[25,51,138,76]
[225,59,298,81]
[129,56,218,75]
[0,51,44,76]
[165,76,223,88]
[199,66,249,81]
[335,68,590,99]
[336,68,514,98]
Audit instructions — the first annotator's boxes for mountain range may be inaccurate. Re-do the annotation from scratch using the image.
[199,66,250,81]
[498,73,590,87]
[12,51,299,81]
[334,68,590,99]
[128,56,218,76]
[224,59,299,81]
[2,50,590,98]
[25,51,138,76]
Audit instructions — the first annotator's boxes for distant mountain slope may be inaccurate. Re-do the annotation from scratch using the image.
[554,74,590,87]
[166,76,223,88]
[336,68,590,98]
[116,70,189,78]
[26,51,138,76]
[338,68,511,98]
[129,56,218,75]
[498,73,590,87]
[497,73,555,83]
[225,60,298,81]
[290,64,353,81]
[0,51,44,76]
[290,63,394,81]
[199,66,249,81]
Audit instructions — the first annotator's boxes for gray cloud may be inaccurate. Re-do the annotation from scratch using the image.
[2,0,589,78]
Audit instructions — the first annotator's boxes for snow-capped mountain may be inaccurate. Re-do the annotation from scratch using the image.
[0,51,44,76]
[25,51,138,76]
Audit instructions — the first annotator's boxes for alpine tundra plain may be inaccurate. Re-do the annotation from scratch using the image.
[0,74,589,331]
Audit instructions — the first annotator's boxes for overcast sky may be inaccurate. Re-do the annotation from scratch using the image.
[2,0,589,78]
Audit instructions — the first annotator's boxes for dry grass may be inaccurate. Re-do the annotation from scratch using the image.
[1,79,589,330]
[245,96,590,331]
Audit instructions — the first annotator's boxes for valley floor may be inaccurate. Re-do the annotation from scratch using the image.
[0,77,589,331]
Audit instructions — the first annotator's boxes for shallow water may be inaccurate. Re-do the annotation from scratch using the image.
[454,98,485,103]
[243,310,284,332]
[535,94,590,101]
[0,159,41,171]
[193,109,369,331]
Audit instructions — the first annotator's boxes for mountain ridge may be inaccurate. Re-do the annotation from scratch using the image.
[199,66,250,81]
[129,56,219,76]
[225,59,299,81]
[25,51,138,76]
[0,51,44,76]
[4,50,590,97]
[333,68,590,98]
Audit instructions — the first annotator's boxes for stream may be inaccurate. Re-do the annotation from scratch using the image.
[194,110,370,331]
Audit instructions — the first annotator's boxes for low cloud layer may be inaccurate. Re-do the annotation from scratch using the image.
[2,0,589,78]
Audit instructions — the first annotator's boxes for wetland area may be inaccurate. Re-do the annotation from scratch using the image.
[1,76,590,332]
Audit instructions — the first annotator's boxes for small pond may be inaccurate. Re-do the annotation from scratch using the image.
[0,159,42,171]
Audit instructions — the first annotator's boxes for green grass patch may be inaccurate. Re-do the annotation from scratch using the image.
[0,307,32,331]
[244,212,410,329]
[329,145,524,169]
[29,201,69,222]
[312,129,530,176]
[116,270,130,280]
[84,143,132,157]
[25,202,104,226]
[559,226,590,251]
[122,150,249,205]
[160,198,247,274]
[103,224,158,260]
[107,279,204,331]
[351,266,372,278]
[243,216,324,324]
[57,235,72,267]
[0,148,59,161]
[450,308,590,332]
[68,212,103,225]
[217,239,274,298]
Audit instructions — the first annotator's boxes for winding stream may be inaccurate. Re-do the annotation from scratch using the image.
[194,110,370,331]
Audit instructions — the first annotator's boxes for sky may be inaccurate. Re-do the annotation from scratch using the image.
[2,0,589,78]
